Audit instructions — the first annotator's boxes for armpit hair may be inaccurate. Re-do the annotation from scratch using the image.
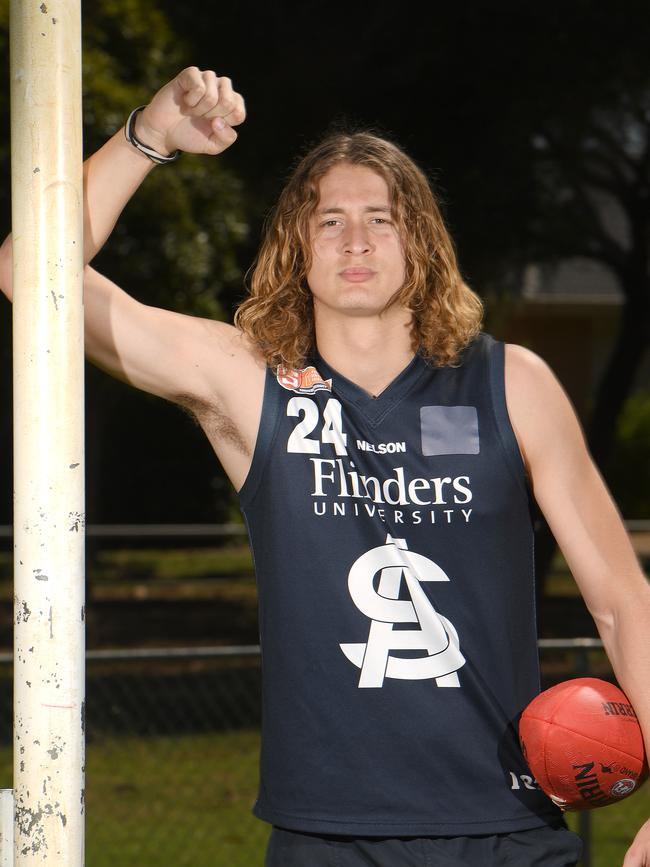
[174,393,251,457]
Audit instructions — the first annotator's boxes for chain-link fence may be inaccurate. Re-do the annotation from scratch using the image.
[0,641,647,867]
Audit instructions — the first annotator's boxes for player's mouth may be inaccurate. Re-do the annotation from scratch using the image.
[339,268,376,282]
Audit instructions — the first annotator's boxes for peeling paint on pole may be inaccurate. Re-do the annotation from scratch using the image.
[10,0,85,864]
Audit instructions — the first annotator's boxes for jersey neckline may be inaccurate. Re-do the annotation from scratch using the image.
[310,349,430,426]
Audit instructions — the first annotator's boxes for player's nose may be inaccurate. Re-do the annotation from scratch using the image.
[340,223,373,255]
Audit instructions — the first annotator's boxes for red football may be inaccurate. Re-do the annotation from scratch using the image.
[519,678,648,811]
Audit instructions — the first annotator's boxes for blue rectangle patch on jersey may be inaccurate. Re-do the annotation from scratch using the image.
[420,405,480,455]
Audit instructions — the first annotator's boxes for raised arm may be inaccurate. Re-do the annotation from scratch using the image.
[0,66,246,299]
[0,68,264,491]
[82,67,245,263]
[0,65,248,388]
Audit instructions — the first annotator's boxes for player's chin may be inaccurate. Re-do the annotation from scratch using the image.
[336,299,389,318]
[314,292,385,318]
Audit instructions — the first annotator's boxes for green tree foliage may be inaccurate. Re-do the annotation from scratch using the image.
[81,0,248,317]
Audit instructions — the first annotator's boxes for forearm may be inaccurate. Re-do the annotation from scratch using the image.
[0,123,155,302]
[1,67,245,303]
[598,584,650,761]
[82,124,156,263]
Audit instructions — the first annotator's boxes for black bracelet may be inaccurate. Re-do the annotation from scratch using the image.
[124,106,180,165]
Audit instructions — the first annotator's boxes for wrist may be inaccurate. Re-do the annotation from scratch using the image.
[134,108,172,156]
[124,106,180,165]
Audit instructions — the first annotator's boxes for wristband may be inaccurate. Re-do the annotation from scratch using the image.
[124,106,180,165]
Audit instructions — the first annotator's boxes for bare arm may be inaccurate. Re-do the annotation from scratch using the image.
[0,113,156,297]
[0,66,246,300]
[0,65,252,405]
[0,67,263,487]
[505,343,650,867]
[81,265,238,401]
[82,67,245,264]
[81,264,266,491]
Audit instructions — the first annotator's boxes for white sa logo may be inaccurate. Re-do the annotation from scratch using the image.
[340,534,465,689]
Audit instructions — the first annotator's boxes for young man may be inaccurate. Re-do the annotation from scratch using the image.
[2,67,649,867]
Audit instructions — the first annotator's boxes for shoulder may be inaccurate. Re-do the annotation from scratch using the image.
[502,342,572,413]
[503,342,556,389]
[502,342,588,483]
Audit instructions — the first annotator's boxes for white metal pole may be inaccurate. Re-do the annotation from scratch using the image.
[0,790,14,867]
[10,1,84,865]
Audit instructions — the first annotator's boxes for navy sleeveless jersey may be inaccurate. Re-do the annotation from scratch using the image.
[238,332,561,836]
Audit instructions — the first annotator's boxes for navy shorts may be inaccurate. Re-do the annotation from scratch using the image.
[264,823,583,867]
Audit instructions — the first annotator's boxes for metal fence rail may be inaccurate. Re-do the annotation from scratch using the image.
[1,520,648,540]
[0,639,646,866]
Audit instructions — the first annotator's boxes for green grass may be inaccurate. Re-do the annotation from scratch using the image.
[0,729,270,867]
[0,544,257,603]
[85,729,270,867]
[90,544,254,583]
[565,783,650,866]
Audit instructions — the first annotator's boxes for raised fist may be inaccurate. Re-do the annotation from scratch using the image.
[133,67,246,158]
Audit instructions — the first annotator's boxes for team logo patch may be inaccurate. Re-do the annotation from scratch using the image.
[610,779,636,798]
[277,364,332,394]
[340,534,465,688]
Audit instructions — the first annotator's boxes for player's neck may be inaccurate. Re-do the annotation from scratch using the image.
[314,315,415,398]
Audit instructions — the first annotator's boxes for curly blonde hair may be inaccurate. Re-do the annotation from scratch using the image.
[234,131,484,368]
